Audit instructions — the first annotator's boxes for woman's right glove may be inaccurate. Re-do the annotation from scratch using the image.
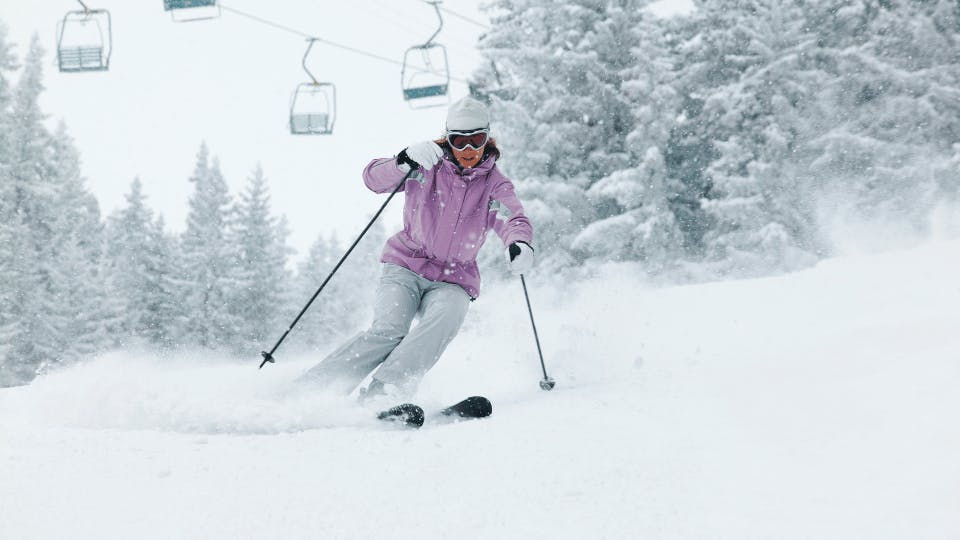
[397,141,443,172]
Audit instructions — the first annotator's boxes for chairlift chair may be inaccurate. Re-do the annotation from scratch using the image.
[56,1,112,73]
[401,1,450,109]
[163,0,221,22]
[290,39,336,135]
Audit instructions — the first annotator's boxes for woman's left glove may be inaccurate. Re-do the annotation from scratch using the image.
[506,241,534,275]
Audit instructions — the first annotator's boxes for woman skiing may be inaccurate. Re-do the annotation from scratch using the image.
[301,97,534,401]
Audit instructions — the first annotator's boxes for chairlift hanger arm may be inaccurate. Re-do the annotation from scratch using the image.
[302,38,320,85]
[422,0,443,47]
[76,0,90,12]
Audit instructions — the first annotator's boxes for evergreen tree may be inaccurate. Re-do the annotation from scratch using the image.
[0,22,22,385]
[42,123,105,366]
[178,144,240,349]
[475,0,648,268]
[666,0,960,267]
[104,178,178,348]
[0,36,103,382]
[682,0,821,270]
[573,8,684,271]
[0,21,18,180]
[0,214,37,385]
[143,215,180,348]
[229,164,292,351]
[802,0,960,238]
[1,36,60,381]
[292,233,341,350]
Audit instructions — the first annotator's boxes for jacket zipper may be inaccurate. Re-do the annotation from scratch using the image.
[443,170,467,263]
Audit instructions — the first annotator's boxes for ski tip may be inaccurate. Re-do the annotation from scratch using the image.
[377,403,425,428]
[441,396,492,419]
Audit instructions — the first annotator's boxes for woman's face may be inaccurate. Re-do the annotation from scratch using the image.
[452,144,485,169]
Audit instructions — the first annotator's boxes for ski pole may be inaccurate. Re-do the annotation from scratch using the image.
[259,168,417,369]
[520,274,555,390]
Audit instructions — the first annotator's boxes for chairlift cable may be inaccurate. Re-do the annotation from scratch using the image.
[433,3,491,30]
[219,3,471,84]
[219,4,311,37]
[366,0,480,52]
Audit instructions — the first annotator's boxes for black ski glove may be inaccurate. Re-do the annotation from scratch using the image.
[397,149,420,171]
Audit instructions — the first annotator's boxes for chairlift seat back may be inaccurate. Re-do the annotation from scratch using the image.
[403,84,448,100]
[164,0,220,22]
[58,47,106,72]
[164,0,217,9]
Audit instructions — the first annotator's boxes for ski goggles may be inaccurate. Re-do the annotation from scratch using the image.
[446,128,489,150]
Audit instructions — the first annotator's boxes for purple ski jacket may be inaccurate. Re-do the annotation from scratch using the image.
[363,145,533,299]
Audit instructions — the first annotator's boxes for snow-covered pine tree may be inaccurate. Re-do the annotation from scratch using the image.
[292,233,341,350]
[1,36,65,381]
[40,123,105,369]
[0,21,16,169]
[228,164,293,352]
[142,215,180,348]
[572,6,684,271]
[475,0,646,268]
[104,178,179,348]
[0,22,22,385]
[0,37,104,381]
[681,0,821,272]
[0,215,40,386]
[802,0,960,240]
[177,144,241,349]
[667,0,781,262]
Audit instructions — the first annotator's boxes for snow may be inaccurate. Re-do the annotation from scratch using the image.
[2,240,959,539]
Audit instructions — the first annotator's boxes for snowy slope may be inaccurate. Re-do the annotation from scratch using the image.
[1,241,958,539]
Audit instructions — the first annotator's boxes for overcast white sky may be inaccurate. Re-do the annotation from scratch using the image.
[4,0,691,260]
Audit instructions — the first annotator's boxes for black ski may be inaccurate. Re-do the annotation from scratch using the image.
[376,403,425,428]
[439,396,493,420]
[376,396,492,429]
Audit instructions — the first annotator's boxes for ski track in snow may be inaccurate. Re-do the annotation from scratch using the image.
[2,241,959,539]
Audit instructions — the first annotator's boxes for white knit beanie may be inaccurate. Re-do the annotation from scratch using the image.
[445,97,490,131]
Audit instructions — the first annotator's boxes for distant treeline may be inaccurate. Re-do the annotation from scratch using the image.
[0,32,383,386]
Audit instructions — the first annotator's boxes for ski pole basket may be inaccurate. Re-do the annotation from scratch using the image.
[289,38,336,135]
[56,1,112,73]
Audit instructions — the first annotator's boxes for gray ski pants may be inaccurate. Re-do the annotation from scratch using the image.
[300,263,471,396]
